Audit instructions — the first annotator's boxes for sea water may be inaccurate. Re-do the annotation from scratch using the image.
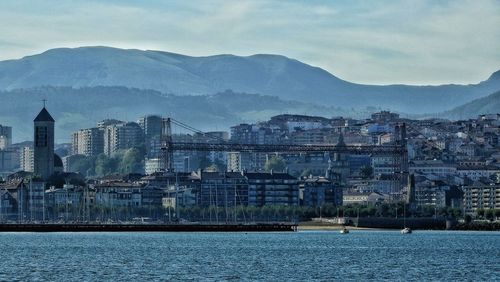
[0,231,498,281]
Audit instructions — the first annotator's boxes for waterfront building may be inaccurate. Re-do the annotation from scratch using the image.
[140,185,164,208]
[27,181,46,221]
[45,185,84,213]
[0,189,16,218]
[414,180,448,208]
[246,172,299,206]
[94,182,143,207]
[162,186,198,208]
[300,176,342,207]
[0,179,25,220]
[33,106,55,179]
[198,171,248,207]
[462,181,500,214]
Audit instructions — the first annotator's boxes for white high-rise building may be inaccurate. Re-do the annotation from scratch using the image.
[104,122,144,156]
[71,127,104,157]
[20,146,34,172]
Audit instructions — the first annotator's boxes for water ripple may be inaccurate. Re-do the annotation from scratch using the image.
[0,231,498,281]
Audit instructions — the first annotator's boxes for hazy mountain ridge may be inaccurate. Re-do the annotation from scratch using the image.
[439,90,500,120]
[0,86,352,142]
[0,46,499,114]
[1,85,498,143]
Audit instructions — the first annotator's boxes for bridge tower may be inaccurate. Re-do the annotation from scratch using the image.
[160,117,174,172]
[394,122,409,195]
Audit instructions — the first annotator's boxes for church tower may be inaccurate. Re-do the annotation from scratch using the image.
[33,105,55,179]
[330,132,350,185]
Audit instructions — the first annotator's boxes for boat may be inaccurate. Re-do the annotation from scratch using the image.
[400,204,412,234]
[401,227,412,234]
[340,227,349,234]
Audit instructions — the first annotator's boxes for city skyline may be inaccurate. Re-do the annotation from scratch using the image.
[1,0,499,85]
[0,1,498,280]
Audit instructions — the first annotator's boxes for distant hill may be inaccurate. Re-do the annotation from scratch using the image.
[0,46,499,114]
[439,90,500,120]
[0,87,357,142]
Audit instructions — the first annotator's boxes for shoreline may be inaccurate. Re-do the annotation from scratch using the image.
[298,222,375,231]
[298,221,500,231]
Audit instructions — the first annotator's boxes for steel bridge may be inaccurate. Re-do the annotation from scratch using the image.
[159,118,409,181]
[168,142,406,155]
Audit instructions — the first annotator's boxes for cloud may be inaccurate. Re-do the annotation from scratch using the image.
[0,0,498,85]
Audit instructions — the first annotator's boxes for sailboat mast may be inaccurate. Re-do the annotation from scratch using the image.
[403,203,406,228]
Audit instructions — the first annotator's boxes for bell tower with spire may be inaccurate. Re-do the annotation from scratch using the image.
[33,102,55,179]
[330,132,350,185]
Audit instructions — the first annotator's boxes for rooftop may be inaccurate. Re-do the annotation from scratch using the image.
[34,107,55,122]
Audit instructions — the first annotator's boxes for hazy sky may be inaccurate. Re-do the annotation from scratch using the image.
[1,0,499,85]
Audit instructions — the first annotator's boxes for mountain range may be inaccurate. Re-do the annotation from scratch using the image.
[0,46,498,142]
[0,46,499,114]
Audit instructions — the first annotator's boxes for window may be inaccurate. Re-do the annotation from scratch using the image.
[35,126,48,147]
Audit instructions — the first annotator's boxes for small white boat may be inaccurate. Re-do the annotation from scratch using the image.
[401,204,412,234]
[401,227,412,234]
[340,227,349,234]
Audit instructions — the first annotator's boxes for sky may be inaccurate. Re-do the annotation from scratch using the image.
[0,0,499,85]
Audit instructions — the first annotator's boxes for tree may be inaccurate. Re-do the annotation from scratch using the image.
[450,208,462,219]
[495,209,500,219]
[72,155,95,176]
[476,208,485,218]
[485,209,495,221]
[120,148,144,174]
[464,214,472,223]
[264,156,286,173]
[95,153,119,176]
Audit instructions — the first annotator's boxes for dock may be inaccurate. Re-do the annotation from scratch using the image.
[0,223,298,232]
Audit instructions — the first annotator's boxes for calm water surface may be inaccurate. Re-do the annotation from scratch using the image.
[0,231,498,281]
